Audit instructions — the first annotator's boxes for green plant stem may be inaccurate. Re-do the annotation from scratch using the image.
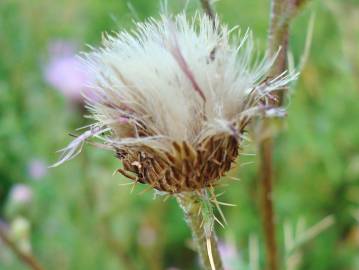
[268,0,290,102]
[177,192,223,270]
[259,137,278,270]
[259,1,291,270]
[260,1,307,270]
[200,0,215,20]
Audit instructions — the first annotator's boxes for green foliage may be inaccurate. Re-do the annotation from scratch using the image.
[0,0,358,269]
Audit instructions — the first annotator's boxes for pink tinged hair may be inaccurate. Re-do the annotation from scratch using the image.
[118,116,130,124]
[264,107,287,118]
[167,22,207,102]
[50,127,111,168]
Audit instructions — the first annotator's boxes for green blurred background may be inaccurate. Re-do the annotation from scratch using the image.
[0,0,358,269]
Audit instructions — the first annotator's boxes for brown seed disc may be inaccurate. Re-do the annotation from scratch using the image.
[116,134,239,193]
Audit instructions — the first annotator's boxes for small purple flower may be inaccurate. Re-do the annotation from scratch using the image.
[27,159,47,180]
[44,40,90,103]
[219,241,240,270]
[138,225,157,247]
[9,184,33,205]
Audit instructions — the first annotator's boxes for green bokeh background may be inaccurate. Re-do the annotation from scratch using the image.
[0,0,358,269]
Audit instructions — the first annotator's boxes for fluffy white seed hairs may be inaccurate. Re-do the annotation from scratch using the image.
[52,13,296,192]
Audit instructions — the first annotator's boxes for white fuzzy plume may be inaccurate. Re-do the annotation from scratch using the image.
[52,13,296,167]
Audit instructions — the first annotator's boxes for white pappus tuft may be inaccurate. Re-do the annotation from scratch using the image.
[52,13,297,177]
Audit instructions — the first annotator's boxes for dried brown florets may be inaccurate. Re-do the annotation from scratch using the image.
[117,133,239,193]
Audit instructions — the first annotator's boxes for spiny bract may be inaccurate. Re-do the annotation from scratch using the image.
[52,13,296,193]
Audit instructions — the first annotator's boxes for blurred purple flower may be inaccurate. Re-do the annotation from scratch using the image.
[138,225,157,247]
[219,240,240,270]
[44,40,90,103]
[9,184,33,205]
[27,159,47,180]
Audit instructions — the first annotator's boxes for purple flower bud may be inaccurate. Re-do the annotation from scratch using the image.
[27,159,47,180]
[138,225,157,247]
[218,241,240,270]
[44,40,91,103]
[9,184,33,205]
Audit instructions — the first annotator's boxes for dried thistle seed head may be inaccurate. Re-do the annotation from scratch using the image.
[117,134,238,193]
[52,13,296,193]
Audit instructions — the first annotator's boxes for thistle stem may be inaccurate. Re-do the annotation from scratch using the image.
[259,1,304,270]
[260,1,289,270]
[177,192,223,270]
[200,0,215,21]
[259,137,278,270]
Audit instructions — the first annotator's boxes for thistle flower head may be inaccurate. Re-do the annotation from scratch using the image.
[52,13,296,193]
